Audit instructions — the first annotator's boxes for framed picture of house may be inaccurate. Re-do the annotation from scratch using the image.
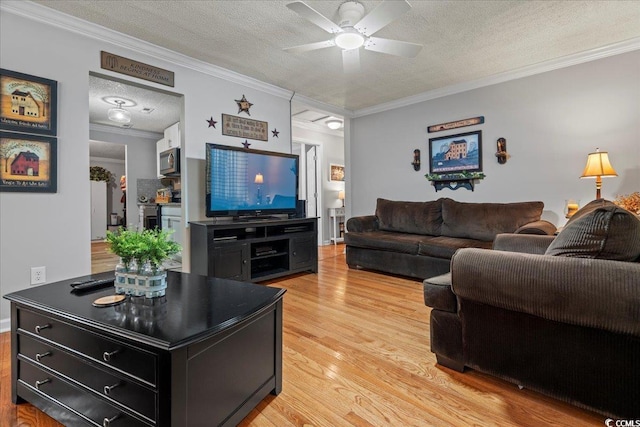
[330,164,345,182]
[0,131,57,192]
[0,69,58,136]
[428,130,482,175]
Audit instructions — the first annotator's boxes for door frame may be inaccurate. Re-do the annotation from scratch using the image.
[293,140,323,246]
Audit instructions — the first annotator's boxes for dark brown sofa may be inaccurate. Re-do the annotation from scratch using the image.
[424,200,640,417]
[345,198,556,279]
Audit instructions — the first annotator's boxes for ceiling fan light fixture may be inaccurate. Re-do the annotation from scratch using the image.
[107,100,131,124]
[334,28,365,50]
[326,119,343,130]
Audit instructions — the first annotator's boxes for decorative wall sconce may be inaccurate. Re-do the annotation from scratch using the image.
[495,137,509,164]
[412,149,421,171]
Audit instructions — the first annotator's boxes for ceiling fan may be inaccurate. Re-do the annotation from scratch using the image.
[284,0,422,73]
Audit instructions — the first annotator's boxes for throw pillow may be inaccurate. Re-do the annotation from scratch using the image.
[545,199,640,261]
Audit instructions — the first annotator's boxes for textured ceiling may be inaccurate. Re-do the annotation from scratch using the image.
[32,0,640,113]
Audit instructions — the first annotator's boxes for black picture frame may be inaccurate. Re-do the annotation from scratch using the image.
[0,131,57,193]
[0,68,58,136]
[428,130,482,175]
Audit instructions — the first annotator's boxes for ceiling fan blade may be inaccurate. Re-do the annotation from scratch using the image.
[284,39,336,54]
[287,1,342,34]
[365,37,422,58]
[342,48,361,74]
[354,0,411,37]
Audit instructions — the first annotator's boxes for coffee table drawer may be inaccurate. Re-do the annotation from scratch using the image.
[18,308,156,386]
[19,334,156,421]
[18,359,151,427]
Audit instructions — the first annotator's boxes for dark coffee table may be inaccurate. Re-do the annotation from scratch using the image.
[4,271,285,426]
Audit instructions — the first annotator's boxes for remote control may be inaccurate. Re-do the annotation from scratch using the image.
[70,278,115,292]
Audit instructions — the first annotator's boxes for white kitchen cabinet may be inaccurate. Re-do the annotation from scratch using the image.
[160,205,183,261]
[164,122,180,148]
[90,181,107,240]
[156,138,168,177]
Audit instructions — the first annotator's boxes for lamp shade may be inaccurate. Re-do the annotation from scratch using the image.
[338,190,345,200]
[580,149,618,178]
[254,173,264,184]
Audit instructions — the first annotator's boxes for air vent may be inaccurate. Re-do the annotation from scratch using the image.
[140,107,155,114]
[121,123,133,129]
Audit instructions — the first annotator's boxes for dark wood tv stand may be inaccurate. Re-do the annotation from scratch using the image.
[190,217,318,281]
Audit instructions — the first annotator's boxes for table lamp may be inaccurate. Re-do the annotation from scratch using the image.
[580,148,617,199]
[338,190,345,207]
[254,173,264,205]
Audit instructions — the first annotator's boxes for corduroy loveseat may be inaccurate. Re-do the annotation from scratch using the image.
[424,199,640,417]
[345,197,556,279]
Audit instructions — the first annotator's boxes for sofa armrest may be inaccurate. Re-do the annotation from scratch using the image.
[493,233,555,254]
[514,219,557,235]
[451,248,640,337]
[346,215,378,232]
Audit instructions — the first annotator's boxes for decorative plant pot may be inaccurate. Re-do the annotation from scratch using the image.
[115,270,167,298]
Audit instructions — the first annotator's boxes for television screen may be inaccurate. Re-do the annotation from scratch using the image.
[206,144,298,218]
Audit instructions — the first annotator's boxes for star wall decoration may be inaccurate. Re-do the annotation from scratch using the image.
[241,140,251,149]
[235,94,253,116]
[206,116,217,128]
[271,128,280,138]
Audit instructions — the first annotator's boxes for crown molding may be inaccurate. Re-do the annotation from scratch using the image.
[90,123,162,140]
[353,37,640,118]
[1,1,294,100]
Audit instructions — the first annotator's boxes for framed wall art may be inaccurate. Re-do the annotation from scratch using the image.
[428,130,482,175]
[0,131,57,192]
[330,164,345,182]
[0,69,58,136]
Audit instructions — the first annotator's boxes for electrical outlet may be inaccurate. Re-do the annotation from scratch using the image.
[31,266,46,285]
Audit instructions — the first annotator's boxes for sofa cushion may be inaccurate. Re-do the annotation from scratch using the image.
[423,273,456,312]
[545,199,640,261]
[344,231,430,255]
[418,236,493,259]
[376,198,442,236]
[441,198,544,242]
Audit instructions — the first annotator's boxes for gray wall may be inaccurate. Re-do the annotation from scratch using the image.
[349,50,640,225]
[0,5,293,326]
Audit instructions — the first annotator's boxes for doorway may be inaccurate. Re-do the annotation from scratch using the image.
[293,141,323,246]
[88,73,184,272]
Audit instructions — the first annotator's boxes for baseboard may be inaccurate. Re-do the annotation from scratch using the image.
[0,317,10,333]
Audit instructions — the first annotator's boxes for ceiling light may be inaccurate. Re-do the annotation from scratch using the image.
[326,119,343,130]
[108,100,131,124]
[334,28,365,50]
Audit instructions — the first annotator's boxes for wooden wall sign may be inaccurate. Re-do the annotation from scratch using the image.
[428,116,484,133]
[222,114,268,141]
[100,51,174,87]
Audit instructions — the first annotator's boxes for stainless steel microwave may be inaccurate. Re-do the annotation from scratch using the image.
[159,147,180,176]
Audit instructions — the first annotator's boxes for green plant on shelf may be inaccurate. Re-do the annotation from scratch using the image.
[425,171,486,181]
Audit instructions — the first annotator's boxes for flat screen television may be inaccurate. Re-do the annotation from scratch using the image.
[205,143,299,218]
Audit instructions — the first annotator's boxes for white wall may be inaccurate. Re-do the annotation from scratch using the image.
[293,126,345,243]
[0,4,293,326]
[89,129,159,230]
[350,50,640,226]
[89,157,126,221]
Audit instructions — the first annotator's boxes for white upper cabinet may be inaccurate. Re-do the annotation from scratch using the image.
[164,122,180,148]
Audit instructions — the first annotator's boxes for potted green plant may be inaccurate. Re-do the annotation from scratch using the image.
[105,227,181,298]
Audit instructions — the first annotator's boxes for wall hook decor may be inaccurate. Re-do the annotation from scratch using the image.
[496,137,509,164]
[412,149,421,171]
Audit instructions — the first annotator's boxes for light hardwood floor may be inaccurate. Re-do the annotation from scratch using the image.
[1,243,603,426]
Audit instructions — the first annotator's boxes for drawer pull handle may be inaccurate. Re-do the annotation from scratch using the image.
[103,382,122,395]
[102,349,120,362]
[35,351,52,362]
[103,414,120,427]
[35,378,51,390]
[35,324,51,334]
